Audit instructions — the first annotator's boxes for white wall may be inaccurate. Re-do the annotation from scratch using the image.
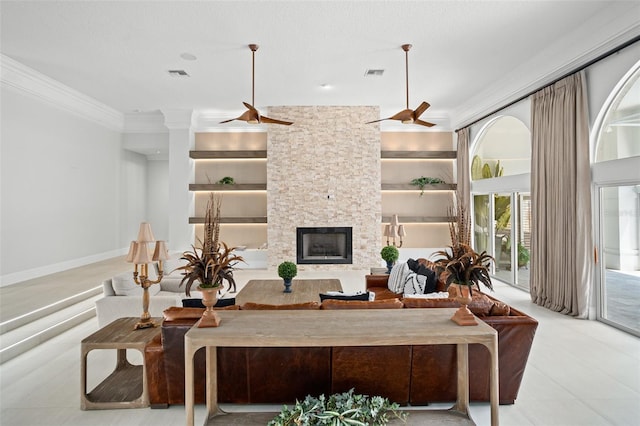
[146,159,170,241]
[0,85,133,285]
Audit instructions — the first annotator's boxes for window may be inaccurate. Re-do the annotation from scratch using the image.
[471,116,531,289]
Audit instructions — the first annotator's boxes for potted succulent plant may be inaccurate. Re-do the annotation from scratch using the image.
[268,388,406,426]
[176,192,243,327]
[278,261,297,293]
[380,245,399,274]
[432,243,494,325]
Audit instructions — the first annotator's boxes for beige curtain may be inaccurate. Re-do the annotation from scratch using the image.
[456,127,471,211]
[530,71,591,318]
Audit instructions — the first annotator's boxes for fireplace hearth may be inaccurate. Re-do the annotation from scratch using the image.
[296,227,352,264]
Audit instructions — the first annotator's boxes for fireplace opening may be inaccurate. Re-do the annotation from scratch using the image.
[296,227,352,265]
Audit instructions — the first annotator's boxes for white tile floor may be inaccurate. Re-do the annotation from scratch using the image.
[1,268,639,425]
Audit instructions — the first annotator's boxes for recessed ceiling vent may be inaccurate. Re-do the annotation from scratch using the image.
[365,69,384,76]
[168,69,189,77]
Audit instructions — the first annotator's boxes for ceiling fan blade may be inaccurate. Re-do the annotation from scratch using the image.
[260,115,293,126]
[414,119,436,127]
[219,117,240,124]
[243,102,258,112]
[389,109,414,122]
[413,102,430,119]
[365,117,391,124]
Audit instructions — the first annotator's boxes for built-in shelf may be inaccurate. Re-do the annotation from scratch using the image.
[381,183,457,191]
[189,217,268,224]
[381,216,453,223]
[189,184,267,191]
[190,150,267,159]
[381,150,456,159]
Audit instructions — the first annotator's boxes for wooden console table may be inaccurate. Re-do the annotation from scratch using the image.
[184,309,499,426]
[235,278,342,305]
[80,317,161,410]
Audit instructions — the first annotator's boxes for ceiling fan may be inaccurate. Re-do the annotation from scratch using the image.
[220,44,293,126]
[367,44,435,128]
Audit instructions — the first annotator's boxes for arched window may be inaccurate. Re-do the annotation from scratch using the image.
[595,67,640,162]
[471,116,531,290]
[592,62,640,336]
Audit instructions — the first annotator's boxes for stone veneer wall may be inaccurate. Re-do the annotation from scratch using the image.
[267,106,381,270]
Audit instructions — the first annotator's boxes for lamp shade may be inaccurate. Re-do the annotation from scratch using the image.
[152,241,170,261]
[397,225,406,237]
[136,222,155,242]
[132,241,153,264]
[383,224,391,237]
[125,241,138,263]
[390,215,400,227]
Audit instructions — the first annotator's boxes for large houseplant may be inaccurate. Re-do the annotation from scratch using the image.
[176,192,243,326]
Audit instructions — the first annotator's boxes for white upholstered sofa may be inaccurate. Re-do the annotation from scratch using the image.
[95,258,202,328]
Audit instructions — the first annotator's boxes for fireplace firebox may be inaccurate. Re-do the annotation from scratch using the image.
[296,227,352,265]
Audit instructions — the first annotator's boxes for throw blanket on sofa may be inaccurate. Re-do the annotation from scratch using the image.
[388,259,439,295]
[388,262,428,295]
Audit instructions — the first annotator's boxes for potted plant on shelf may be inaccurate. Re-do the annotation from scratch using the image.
[217,176,235,185]
[278,261,297,293]
[268,388,406,426]
[410,176,444,196]
[177,192,243,327]
[432,243,494,326]
[380,245,399,274]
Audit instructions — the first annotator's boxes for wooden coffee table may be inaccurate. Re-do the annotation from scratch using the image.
[236,279,342,305]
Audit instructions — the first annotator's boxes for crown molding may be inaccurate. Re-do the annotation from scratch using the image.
[0,54,124,131]
[123,111,168,133]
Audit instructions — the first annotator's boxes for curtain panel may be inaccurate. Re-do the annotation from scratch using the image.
[456,127,471,212]
[530,71,592,318]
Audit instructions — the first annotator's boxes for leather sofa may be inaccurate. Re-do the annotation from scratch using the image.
[144,280,537,408]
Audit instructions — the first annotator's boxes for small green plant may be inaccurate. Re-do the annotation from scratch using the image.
[277,261,297,281]
[217,176,235,184]
[267,389,407,426]
[380,245,399,263]
[410,176,445,196]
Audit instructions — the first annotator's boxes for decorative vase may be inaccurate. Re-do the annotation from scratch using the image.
[449,283,478,326]
[385,260,394,274]
[197,285,221,328]
[283,278,292,293]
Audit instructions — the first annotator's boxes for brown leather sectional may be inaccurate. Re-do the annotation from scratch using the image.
[144,275,537,408]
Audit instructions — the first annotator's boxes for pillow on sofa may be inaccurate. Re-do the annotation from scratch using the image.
[387,262,411,293]
[407,258,438,293]
[240,301,320,310]
[112,273,161,297]
[321,299,404,310]
[182,297,236,309]
[319,292,372,302]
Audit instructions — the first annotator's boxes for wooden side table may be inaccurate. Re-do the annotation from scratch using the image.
[80,317,161,410]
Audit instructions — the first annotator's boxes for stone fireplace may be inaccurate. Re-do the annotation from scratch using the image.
[267,106,381,270]
[296,227,352,264]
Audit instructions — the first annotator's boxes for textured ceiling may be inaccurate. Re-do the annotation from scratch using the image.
[1,1,639,130]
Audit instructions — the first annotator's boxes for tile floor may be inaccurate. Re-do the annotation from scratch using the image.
[0,260,639,425]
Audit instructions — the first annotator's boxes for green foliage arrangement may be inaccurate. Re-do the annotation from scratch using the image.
[277,261,298,281]
[380,245,399,263]
[432,243,494,294]
[217,176,235,184]
[267,389,407,426]
[410,176,445,196]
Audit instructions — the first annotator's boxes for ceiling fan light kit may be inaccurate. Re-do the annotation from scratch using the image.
[366,43,435,128]
[220,44,293,126]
